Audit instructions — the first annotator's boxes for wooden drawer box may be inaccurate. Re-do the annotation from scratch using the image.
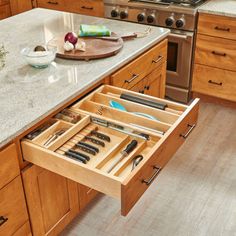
[195,34,236,71]
[0,143,20,189]
[0,4,11,20]
[192,64,236,102]
[111,39,167,90]
[0,176,29,236]
[198,13,236,40]
[66,0,104,17]
[21,85,199,216]
[37,0,65,11]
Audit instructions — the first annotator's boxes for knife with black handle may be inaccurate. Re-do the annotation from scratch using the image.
[76,142,97,155]
[78,141,99,153]
[68,149,90,161]
[91,130,111,142]
[84,136,105,147]
[65,151,87,164]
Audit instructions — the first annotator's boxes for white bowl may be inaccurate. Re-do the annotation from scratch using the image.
[21,45,56,68]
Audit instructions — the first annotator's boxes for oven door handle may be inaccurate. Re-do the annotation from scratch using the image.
[169,33,189,40]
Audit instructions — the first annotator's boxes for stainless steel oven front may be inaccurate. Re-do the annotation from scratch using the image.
[166,31,194,103]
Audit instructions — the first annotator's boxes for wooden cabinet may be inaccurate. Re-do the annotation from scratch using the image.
[0,143,31,236]
[21,85,199,216]
[10,0,32,15]
[36,0,104,17]
[0,0,11,19]
[111,39,167,98]
[22,165,79,236]
[192,13,236,102]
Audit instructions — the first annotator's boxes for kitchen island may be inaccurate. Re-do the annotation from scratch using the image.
[0,8,169,149]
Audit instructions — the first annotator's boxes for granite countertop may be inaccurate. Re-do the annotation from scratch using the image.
[198,0,236,17]
[0,8,169,148]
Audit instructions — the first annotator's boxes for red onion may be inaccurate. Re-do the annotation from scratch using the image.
[64,32,78,45]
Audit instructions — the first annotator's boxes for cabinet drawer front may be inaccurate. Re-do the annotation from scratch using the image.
[21,85,198,216]
[192,64,236,101]
[111,39,167,89]
[0,176,28,236]
[67,0,104,17]
[0,143,20,189]
[198,13,236,40]
[37,0,64,11]
[195,34,236,71]
[0,0,9,5]
[0,4,11,19]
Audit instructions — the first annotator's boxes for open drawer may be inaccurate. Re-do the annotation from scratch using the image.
[21,85,199,216]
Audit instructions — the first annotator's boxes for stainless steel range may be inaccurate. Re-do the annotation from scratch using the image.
[104,0,207,103]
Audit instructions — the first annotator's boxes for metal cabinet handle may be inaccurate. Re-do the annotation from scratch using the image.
[0,216,8,226]
[81,6,94,10]
[142,166,162,186]
[152,55,163,64]
[212,51,226,57]
[144,85,150,90]
[208,80,223,86]
[47,1,59,4]
[180,124,196,139]
[214,26,230,32]
[125,74,139,84]
[139,90,144,94]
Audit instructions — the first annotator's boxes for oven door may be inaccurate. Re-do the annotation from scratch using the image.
[166,31,194,88]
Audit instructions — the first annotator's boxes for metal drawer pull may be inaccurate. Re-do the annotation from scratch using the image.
[142,166,162,186]
[152,55,163,64]
[81,6,94,10]
[125,73,139,84]
[212,51,226,57]
[47,1,59,4]
[180,124,196,139]
[214,26,230,32]
[0,216,8,226]
[208,80,223,86]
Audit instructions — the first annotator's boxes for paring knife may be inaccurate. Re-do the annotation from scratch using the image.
[90,130,111,142]
[68,149,90,161]
[78,141,99,153]
[65,150,87,164]
[107,140,138,173]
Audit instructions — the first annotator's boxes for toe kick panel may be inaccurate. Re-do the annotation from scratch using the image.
[21,85,199,216]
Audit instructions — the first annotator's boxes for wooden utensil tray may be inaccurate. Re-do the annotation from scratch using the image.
[21,85,200,215]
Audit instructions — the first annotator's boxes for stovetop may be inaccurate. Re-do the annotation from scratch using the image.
[130,0,205,8]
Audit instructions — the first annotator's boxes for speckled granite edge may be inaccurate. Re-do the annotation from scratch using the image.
[198,0,236,18]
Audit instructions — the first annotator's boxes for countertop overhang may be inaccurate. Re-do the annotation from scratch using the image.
[0,8,169,148]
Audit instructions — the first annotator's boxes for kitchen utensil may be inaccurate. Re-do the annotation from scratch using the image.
[68,149,90,161]
[75,142,97,155]
[43,129,65,146]
[90,129,111,142]
[91,117,149,141]
[107,140,138,173]
[109,100,159,121]
[131,155,143,171]
[78,141,99,153]
[65,150,87,163]
[84,136,105,147]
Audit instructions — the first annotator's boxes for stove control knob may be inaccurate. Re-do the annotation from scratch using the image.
[165,16,174,27]
[147,14,155,24]
[137,13,145,22]
[111,9,119,18]
[176,18,185,28]
[120,11,128,19]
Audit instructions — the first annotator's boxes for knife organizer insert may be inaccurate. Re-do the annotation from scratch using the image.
[21,85,199,215]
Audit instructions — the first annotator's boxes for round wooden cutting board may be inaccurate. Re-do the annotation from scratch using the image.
[49,34,123,61]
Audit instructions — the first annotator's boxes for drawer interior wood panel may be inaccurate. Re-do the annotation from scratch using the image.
[0,4,11,19]
[21,85,199,216]
[0,176,28,236]
[192,64,236,102]
[111,39,167,89]
[0,143,20,189]
[198,13,236,40]
[195,34,236,71]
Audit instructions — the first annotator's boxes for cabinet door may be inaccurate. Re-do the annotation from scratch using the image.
[10,0,32,15]
[78,184,98,211]
[144,63,166,98]
[22,165,79,236]
[130,79,145,94]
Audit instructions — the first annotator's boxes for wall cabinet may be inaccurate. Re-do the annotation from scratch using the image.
[192,13,236,102]
[36,0,104,17]
[110,39,167,98]
[22,165,79,236]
